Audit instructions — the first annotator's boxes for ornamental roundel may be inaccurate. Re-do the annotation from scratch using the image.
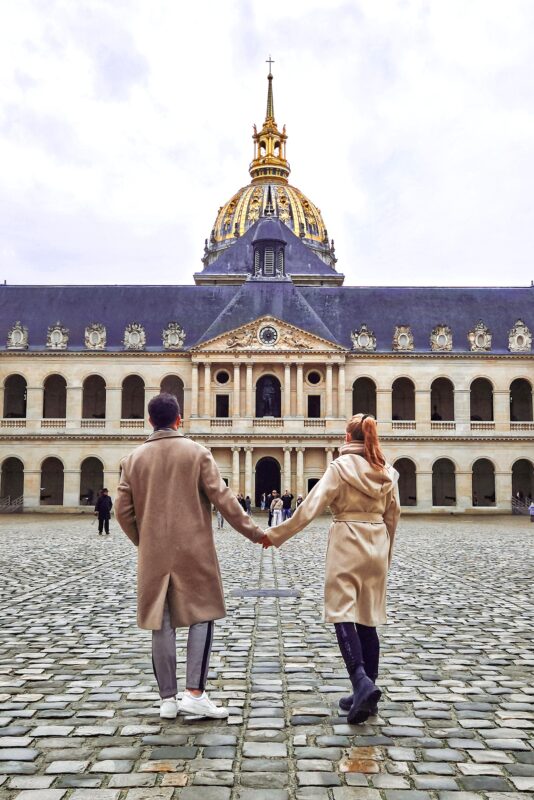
[351,324,376,352]
[85,323,106,350]
[508,319,532,352]
[123,322,146,350]
[162,322,186,350]
[47,321,69,350]
[430,324,452,352]
[468,320,492,352]
[7,321,28,350]
[392,325,414,351]
[258,325,278,346]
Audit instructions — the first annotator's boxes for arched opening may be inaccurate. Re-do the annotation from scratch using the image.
[255,375,281,418]
[80,457,104,506]
[472,459,495,506]
[470,378,493,421]
[82,375,106,419]
[255,457,281,507]
[392,378,415,421]
[431,378,455,421]
[1,457,24,502]
[160,375,185,416]
[3,375,27,418]
[510,379,533,421]
[352,378,377,417]
[512,459,534,503]
[394,459,417,506]
[307,478,320,493]
[121,375,145,419]
[40,457,64,505]
[432,458,456,506]
[43,374,67,419]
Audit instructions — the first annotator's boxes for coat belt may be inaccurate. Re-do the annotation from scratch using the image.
[333,513,383,523]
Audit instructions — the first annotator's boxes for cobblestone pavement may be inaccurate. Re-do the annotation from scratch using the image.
[0,513,533,800]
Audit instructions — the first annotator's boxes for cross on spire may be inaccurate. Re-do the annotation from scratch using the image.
[266,55,275,75]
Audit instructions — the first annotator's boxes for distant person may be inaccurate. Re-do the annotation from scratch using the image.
[237,493,247,512]
[245,495,252,515]
[529,501,534,523]
[281,489,294,520]
[94,488,113,535]
[296,495,303,507]
[216,509,224,530]
[266,492,273,526]
[263,414,400,725]
[270,490,283,527]
[260,492,266,511]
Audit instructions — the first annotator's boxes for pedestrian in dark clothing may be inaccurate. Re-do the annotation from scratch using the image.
[266,492,274,526]
[281,490,294,520]
[95,488,113,535]
[237,493,247,512]
[245,495,252,514]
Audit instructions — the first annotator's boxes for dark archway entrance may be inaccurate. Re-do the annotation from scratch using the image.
[512,459,534,503]
[394,458,417,506]
[80,457,104,505]
[472,459,495,506]
[432,458,456,506]
[1,457,24,502]
[40,457,64,505]
[255,375,281,418]
[255,457,281,507]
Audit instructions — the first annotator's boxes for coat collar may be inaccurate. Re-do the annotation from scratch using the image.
[145,429,184,443]
[339,441,365,457]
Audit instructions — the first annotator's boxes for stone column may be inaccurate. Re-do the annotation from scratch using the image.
[296,447,305,496]
[456,470,472,510]
[494,390,509,433]
[66,385,83,428]
[233,363,241,418]
[64,469,81,507]
[231,447,241,494]
[296,364,304,417]
[416,470,433,511]
[326,364,333,417]
[325,447,334,468]
[338,364,346,419]
[203,363,211,417]
[191,363,199,417]
[376,388,392,433]
[495,469,512,511]
[454,388,470,434]
[284,363,291,417]
[26,386,44,420]
[106,387,122,431]
[415,389,430,429]
[244,447,253,500]
[245,364,253,417]
[283,447,292,491]
[23,468,41,509]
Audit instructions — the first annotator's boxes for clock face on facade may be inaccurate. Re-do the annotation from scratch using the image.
[258,325,278,346]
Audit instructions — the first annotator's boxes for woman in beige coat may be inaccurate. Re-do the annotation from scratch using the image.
[264,414,400,723]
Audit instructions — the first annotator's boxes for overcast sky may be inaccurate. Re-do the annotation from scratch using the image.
[1,0,533,287]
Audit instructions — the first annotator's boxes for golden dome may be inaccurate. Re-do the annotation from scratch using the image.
[204,68,335,268]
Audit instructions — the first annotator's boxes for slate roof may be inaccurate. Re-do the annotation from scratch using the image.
[195,217,341,279]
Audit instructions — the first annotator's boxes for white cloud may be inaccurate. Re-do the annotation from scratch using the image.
[0,0,533,286]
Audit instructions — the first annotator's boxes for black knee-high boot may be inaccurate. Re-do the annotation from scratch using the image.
[335,623,381,724]
[338,624,380,716]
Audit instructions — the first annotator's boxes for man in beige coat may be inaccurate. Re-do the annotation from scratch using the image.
[115,393,264,720]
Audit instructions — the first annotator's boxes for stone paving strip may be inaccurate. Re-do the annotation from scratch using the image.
[0,513,532,799]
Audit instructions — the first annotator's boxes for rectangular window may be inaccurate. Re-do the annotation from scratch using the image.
[264,248,275,275]
[307,395,321,418]
[216,395,229,418]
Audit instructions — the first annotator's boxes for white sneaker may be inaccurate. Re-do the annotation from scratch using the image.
[160,696,178,719]
[179,691,229,719]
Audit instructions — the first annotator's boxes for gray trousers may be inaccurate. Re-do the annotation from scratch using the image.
[152,599,214,699]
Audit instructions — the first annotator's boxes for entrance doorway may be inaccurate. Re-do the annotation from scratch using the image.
[307,478,319,493]
[255,457,281,507]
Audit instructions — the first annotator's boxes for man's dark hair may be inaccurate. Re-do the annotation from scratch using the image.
[102,488,108,493]
[148,392,181,428]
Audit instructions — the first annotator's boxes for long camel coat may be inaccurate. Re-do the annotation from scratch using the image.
[267,442,400,626]
[115,430,264,630]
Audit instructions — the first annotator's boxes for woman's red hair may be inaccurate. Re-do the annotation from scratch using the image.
[346,413,386,471]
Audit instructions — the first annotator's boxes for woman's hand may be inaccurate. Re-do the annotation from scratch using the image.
[261,533,273,549]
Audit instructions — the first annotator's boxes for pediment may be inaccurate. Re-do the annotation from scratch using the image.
[193,316,344,353]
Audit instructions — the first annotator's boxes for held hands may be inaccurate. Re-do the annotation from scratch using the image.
[260,533,273,549]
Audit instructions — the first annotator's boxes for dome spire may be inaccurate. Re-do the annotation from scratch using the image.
[249,61,290,185]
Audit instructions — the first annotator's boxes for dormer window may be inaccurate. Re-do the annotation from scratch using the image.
[251,215,287,278]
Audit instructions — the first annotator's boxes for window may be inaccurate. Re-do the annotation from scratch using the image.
[264,248,275,275]
[308,395,321,418]
[216,395,229,418]
[254,251,260,273]
[277,249,284,273]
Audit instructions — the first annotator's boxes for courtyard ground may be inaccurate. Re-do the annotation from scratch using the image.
[0,513,533,800]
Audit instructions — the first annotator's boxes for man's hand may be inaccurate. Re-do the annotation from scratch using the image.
[261,533,273,549]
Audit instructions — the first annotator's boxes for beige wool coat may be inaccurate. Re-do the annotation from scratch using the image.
[115,430,264,630]
[267,442,401,626]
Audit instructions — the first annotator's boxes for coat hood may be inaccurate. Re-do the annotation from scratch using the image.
[333,442,399,499]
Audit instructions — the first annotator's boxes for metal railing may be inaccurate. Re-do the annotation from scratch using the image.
[0,495,23,513]
[512,497,530,516]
